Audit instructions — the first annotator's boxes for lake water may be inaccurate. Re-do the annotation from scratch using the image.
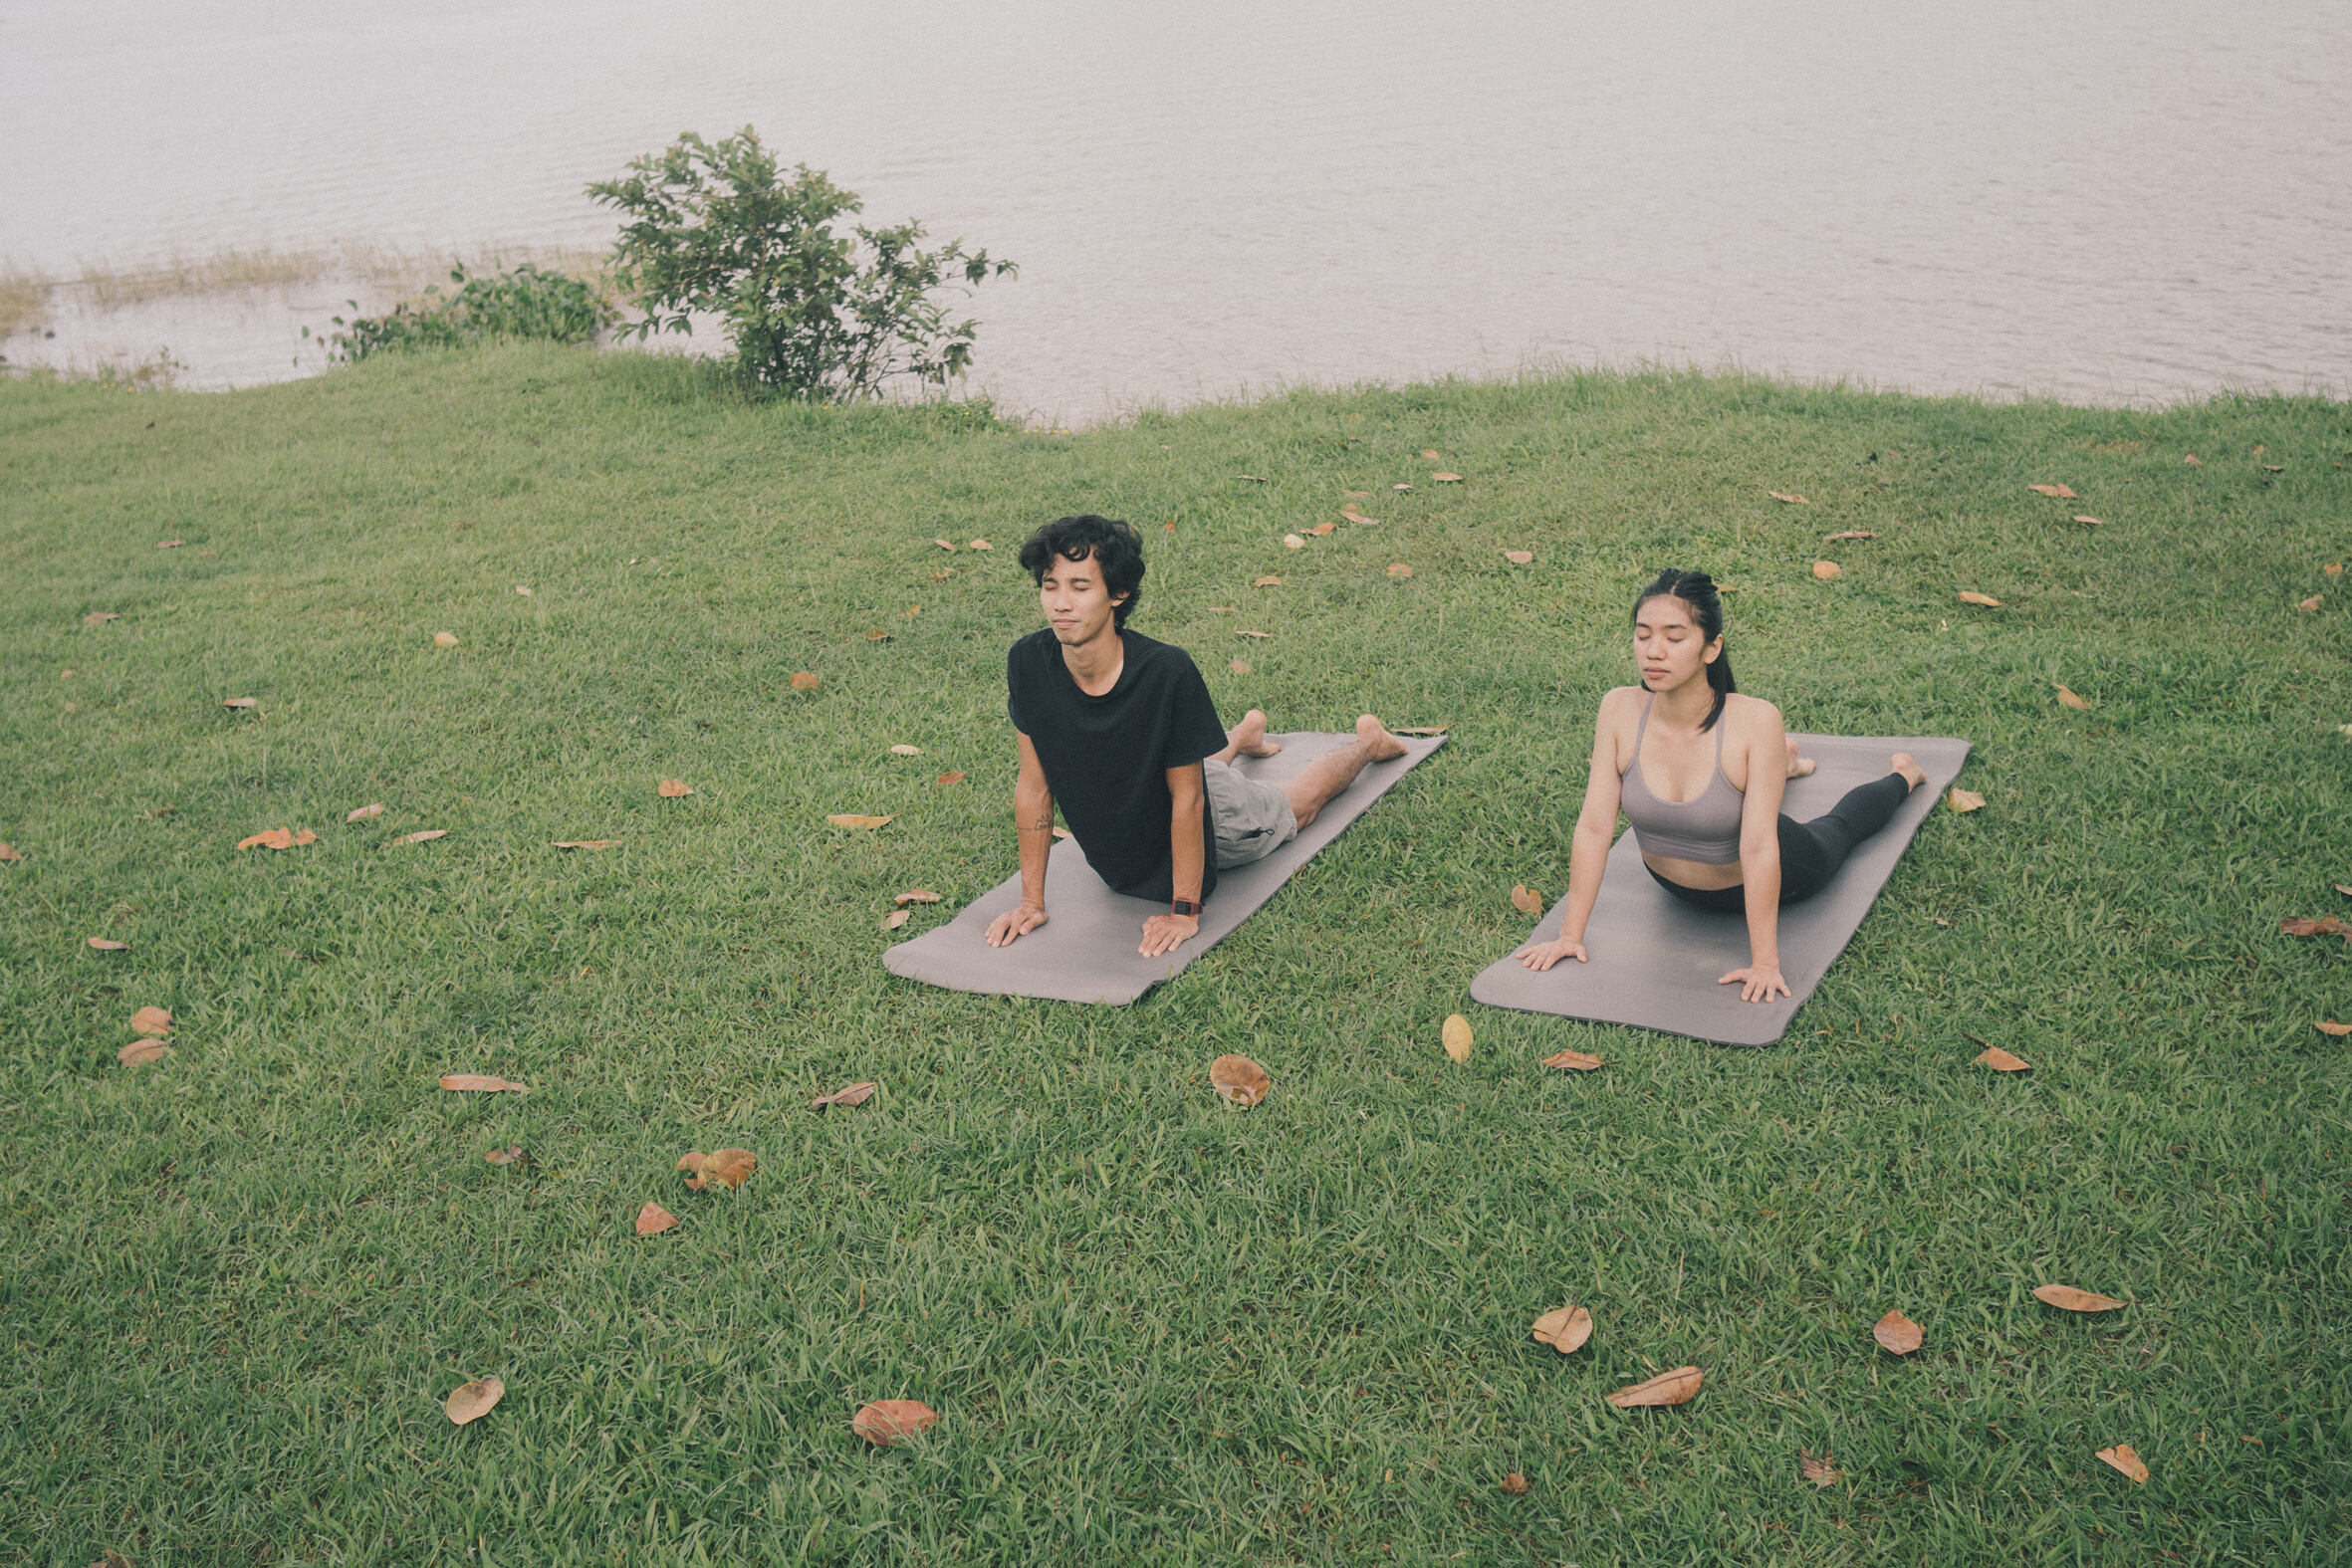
[3,0,2347,414]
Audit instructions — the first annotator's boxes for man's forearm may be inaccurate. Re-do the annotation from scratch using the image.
[1016,784,1055,906]
[1168,788,1205,904]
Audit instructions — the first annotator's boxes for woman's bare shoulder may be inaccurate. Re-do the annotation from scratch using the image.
[1724,691,1783,729]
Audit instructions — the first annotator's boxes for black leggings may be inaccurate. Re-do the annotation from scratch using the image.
[1647,773,1910,913]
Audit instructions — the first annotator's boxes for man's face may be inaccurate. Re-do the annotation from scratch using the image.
[1038,549,1127,647]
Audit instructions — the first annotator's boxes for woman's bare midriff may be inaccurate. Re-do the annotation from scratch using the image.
[1641,848,1743,891]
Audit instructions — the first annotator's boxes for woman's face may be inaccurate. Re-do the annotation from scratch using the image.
[1633,594,1720,693]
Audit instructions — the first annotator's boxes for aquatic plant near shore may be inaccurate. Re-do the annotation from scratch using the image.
[328,263,615,362]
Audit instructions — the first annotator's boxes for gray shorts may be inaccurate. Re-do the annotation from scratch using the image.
[1204,758,1298,870]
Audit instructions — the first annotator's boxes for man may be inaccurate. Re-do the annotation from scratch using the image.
[985,514,1408,958]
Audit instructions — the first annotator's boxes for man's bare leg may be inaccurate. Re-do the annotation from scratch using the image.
[1279,715,1408,830]
[1209,708,1283,766]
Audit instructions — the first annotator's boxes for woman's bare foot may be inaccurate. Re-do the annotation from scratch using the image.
[1356,713,1410,761]
[1228,709,1282,758]
[1891,753,1927,791]
[1785,737,1816,778]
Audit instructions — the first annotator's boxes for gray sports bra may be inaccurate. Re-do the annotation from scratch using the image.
[1618,696,1745,863]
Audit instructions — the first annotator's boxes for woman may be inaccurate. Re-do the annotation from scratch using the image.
[1517,568,1927,1004]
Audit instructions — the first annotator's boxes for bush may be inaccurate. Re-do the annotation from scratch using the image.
[588,127,1017,400]
[330,264,614,363]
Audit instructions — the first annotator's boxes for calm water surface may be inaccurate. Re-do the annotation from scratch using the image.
[3,0,2347,411]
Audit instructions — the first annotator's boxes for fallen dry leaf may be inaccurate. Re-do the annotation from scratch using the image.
[635,1202,678,1236]
[2183,453,2202,466]
[485,1146,526,1166]
[130,1006,172,1034]
[657,779,694,797]
[1502,1472,1529,1495]
[1800,1450,1842,1487]
[1530,1305,1593,1354]
[433,631,459,647]
[2054,684,2092,710]
[1824,529,1874,541]
[118,1039,168,1066]
[1230,659,1251,674]
[827,812,896,829]
[440,1074,527,1093]
[1872,1310,1925,1355]
[1606,1366,1703,1408]
[2280,915,2350,940]
[2328,562,2344,577]
[968,540,992,551]
[2261,464,2284,473]
[2034,1283,2126,1312]
[902,604,921,619]
[2073,515,2105,526]
[2298,595,2322,612]
[83,611,120,625]
[1421,449,1441,460]
[1974,1045,2031,1072]
[1504,551,1533,564]
[1948,786,1986,812]
[443,1378,504,1427]
[2313,1020,2350,1036]
[867,628,890,641]
[1441,1013,1472,1062]
[1812,560,1842,580]
[1543,1049,1605,1071]
[1238,474,1269,483]
[852,1399,939,1446]
[1431,472,1462,483]
[1393,483,1413,492]
[157,539,184,549]
[812,1082,878,1111]
[678,1148,756,1191]
[1959,591,2002,607]
[933,538,956,551]
[1235,629,1271,640]
[1398,726,1448,735]
[791,672,821,691]
[87,938,129,951]
[895,889,942,906]
[1511,884,1543,915]
[1307,522,1337,537]
[1341,489,1370,499]
[1768,491,1809,505]
[2028,484,2077,498]
[891,744,923,756]
[883,909,910,929]
[222,697,258,710]
[1211,1053,1271,1107]
[1387,563,1414,578]
[552,839,619,850]
[238,827,300,851]
[1162,521,1176,533]
[347,802,385,822]
[2097,1445,2150,1483]
[393,829,448,845]
[1283,534,1305,550]
[1253,574,1283,587]
[936,772,966,785]
[514,585,534,597]
[0,843,21,862]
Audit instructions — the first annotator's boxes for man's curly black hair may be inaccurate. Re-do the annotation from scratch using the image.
[1017,515,1146,627]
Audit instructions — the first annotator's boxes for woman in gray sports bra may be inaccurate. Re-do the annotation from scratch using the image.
[1516,567,1927,1003]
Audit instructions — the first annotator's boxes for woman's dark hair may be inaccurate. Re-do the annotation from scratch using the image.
[1018,515,1146,627]
[1633,567,1735,732]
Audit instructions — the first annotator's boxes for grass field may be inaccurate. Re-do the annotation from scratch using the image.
[2,345,2348,1566]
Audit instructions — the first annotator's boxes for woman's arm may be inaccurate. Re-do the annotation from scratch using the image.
[1719,703,1790,1002]
[1519,694,1631,972]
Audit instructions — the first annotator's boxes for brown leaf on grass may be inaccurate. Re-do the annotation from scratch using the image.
[1306,522,1336,537]
[1812,560,1842,579]
[895,889,943,906]
[2313,1019,2350,1036]
[2028,484,2077,498]
[2073,515,2105,526]
[2034,1283,2126,1312]
[2338,885,2352,899]
[791,672,821,691]
[883,909,911,929]
[394,829,448,845]
[433,631,460,647]
[552,839,619,850]
[0,843,22,862]
[1431,473,1462,483]
[1283,534,1305,550]
[634,1202,678,1235]
[222,697,258,709]
[1543,1049,1605,1071]
[968,540,993,551]
[2097,1444,2150,1483]
[936,772,967,784]
[2261,464,2284,473]
[347,802,385,822]
[238,827,296,851]
[2298,595,2322,612]
[678,1148,756,1191]
[83,611,120,625]
[902,604,922,619]
[118,1039,169,1066]
[1872,1310,1925,1355]
[1441,1013,1472,1062]
[1825,530,1874,541]
[930,568,953,580]
[1504,551,1534,564]
[157,539,184,549]
[813,1082,878,1110]
[890,744,923,756]
[826,813,896,829]
[130,1007,172,1034]
[1606,1366,1703,1408]
[2054,684,2092,710]
[933,538,957,551]
[441,1074,527,1093]
[443,1377,504,1426]
[1799,1450,1842,1487]
[1387,563,1414,578]
[1393,483,1413,492]
[1238,474,1269,483]
[656,780,696,798]
[88,938,130,951]
[1162,521,1175,533]
[2279,915,2349,938]
[1397,726,1448,735]
[485,1146,526,1166]
[1421,449,1441,460]
[1253,574,1283,587]
[1342,489,1370,500]
[852,1399,939,1446]
[1530,1305,1593,1354]
[1768,491,1809,505]
[2182,453,2202,466]
[1948,787,1986,812]
[1974,1045,2031,1072]
[1235,629,1271,640]
[1511,884,1543,915]
[1211,1053,1271,1107]
[2327,562,2344,577]
[867,628,890,641]
[1959,591,2003,607]
[1502,1472,1529,1494]
[1230,660,1251,674]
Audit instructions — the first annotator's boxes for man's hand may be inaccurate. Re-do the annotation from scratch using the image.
[1516,937,1588,972]
[1717,964,1790,1004]
[985,903,1049,948]
[1138,912,1199,958]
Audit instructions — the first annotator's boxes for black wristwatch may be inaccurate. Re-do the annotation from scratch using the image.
[1170,898,1203,917]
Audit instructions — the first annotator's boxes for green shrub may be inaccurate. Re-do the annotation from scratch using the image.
[329,264,613,362]
[588,126,1017,400]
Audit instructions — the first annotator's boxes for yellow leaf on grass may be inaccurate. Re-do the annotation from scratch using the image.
[2097,1445,2150,1482]
[88,938,130,951]
[1253,575,1283,588]
[883,909,910,929]
[1211,1053,1271,1106]
[1441,1013,1472,1062]
[347,802,385,822]
[441,1074,527,1093]
[1959,591,2002,607]
[1511,884,1543,915]
[635,1202,678,1235]
[443,1377,504,1426]
[891,744,923,756]
[1948,786,1986,812]
[1812,560,1842,580]
[130,1007,172,1034]
[1872,1310,1925,1355]
[1606,1366,1703,1408]
[2074,515,2105,526]
[1768,491,1809,505]
[1974,1045,2031,1071]
[1543,1049,1604,1071]
[2028,484,2077,498]
[813,1082,878,1110]
[852,1399,939,1446]
[118,1039,169,1066]
[658,779,694,797]
[827,813,895,829]
[895,889,943,905]
[1230,660,1251,673]
[393,829,448,845]
[791,672,821,691]
[433,631,460,647]
[1283,534,1305,550]
[552,839,619,850]
[2314,1019,2350,1036]
[222,697,258,710]
[678,1148,756,1191]
[1387,563,1414,578]
[2034,1283,2126,1312]
[2054,684,2092,710]
[1530,1305,1593,1354]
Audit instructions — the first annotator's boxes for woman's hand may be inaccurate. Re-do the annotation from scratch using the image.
[1717,964,1790,1004]
[1517,937,1588,972]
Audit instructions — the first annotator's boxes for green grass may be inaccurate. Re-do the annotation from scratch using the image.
[3,345,2348,1566]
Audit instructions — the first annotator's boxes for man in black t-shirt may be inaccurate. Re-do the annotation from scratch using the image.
[985,515,1409,959]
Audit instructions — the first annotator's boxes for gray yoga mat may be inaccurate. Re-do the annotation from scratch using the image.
[883,731,1446,1004]
[1468,735,1971,1047]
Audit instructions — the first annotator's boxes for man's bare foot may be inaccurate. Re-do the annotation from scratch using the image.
[1229,708,1282,758]
[1356,714,1409,761]
[1785,737,1816,779]
[1891,753,1927,791]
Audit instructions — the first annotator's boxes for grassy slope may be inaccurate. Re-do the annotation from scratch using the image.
[1,346,2347,1566]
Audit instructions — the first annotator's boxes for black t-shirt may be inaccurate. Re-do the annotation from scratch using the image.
[1007,627,1229,903]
